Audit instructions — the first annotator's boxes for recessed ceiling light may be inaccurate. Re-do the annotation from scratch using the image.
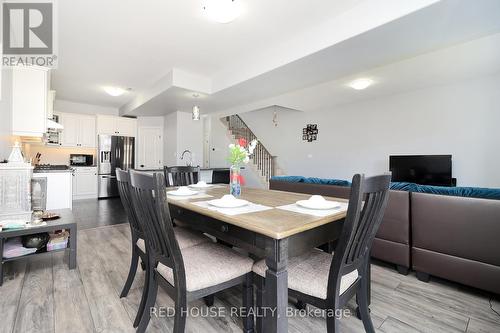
[103,86,130,97]
[348,78,374,90]
[202,0,241,24]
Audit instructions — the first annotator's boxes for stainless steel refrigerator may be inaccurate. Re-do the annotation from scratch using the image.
[98,135,135,198]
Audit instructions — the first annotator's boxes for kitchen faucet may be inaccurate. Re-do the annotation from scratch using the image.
[180,150,193,166]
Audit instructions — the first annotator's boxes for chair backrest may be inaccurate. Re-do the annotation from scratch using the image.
[129,170,184,276]
[328,173,391,298]
[164,166,199,187]
[116,168,142,236]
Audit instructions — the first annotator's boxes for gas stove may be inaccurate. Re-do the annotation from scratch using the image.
[34,164,71,171]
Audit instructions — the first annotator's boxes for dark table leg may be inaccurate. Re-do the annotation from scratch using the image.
[68,226,77,269]
[264,238,288,333]
[0,238,4,286]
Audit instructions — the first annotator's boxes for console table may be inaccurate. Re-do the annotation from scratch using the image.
[0,209,77,286]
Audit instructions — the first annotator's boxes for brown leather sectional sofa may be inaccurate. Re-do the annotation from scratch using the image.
[269,180,411,274]
[270,179,500,295]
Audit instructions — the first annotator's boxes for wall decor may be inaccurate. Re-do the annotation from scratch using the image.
[302,124,318,142]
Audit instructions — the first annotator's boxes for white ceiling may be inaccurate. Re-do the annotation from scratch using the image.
[53,0,366,107]
[228,32,500,115]
[52,0,500,117]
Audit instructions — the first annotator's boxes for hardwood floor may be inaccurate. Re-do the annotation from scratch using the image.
[0,200,499,332]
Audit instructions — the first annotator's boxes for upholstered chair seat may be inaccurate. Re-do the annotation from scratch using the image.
[157,242,254,292]
[136,227,209,252]
[253,249,358,299]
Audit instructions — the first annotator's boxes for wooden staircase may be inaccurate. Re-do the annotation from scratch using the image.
[222,115,280,185]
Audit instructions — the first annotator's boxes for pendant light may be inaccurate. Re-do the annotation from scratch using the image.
[192,105,200,121]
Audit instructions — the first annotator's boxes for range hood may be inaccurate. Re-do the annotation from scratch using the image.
[47,118,63,130]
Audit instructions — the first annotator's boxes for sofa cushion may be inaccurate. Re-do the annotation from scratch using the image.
[412,192,500,267]
[414,184,500,200]
[376,190,410,244]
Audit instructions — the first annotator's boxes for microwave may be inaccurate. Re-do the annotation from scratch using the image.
[70,154,94,166]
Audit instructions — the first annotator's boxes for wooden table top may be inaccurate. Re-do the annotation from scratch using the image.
[166,185,347,240]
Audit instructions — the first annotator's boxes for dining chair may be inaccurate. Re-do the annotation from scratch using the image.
[129,170,255,333]
[116,169,210,328]
[164,166,200,187]
[253,173,391,333]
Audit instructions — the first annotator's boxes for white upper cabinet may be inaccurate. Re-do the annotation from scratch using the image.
[96,115,116,135]
[47,90,56,119]
[79,115,97,147]
[97,115,137,137]
[117,117,137,137]
[11,66,49,137]
[61,113,79,146]
[60,113,96,148]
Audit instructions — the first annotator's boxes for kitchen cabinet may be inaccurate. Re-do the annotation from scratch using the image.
[32,172,73,210]
[97,115,137,137]
[11,66,50,137]
[60,113,96,148]
[79,115,97,147]
[72,167,98,200]
[61,113,79,146]
[47,90,56,119]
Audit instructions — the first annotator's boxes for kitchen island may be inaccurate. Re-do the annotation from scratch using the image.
[33,167,73,210]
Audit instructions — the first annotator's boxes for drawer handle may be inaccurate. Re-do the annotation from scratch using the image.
[221,224,229,232]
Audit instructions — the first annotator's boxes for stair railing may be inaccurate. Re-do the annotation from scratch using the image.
[225,115,277,183]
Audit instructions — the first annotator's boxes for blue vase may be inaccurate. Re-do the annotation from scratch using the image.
[230,165,241,197]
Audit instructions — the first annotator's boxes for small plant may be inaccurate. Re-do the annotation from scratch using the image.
[227,138,257,167]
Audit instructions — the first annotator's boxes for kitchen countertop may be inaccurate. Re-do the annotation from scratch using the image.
[33,169,74,173]
[135,167,235,172]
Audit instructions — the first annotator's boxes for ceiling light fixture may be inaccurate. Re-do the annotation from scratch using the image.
[103,86,130,97]
[202,0,241,24]
[348,78,374,90]
[192,106,201,121]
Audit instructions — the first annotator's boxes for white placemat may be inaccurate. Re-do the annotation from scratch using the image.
[167,193,213,201]
[277,202,348,217]
[192,200,272,216]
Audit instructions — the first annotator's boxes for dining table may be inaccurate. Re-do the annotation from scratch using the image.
[167,185,365,333]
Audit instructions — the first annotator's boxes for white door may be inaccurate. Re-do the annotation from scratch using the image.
[137,127,163,170]
[61,113,79,147]
[202,116,211,168]
[79,115,96,148]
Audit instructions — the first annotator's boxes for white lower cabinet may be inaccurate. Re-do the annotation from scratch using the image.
[72,167,98,200]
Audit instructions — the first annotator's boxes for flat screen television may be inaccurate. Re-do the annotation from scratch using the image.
[389,155,452,186]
